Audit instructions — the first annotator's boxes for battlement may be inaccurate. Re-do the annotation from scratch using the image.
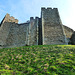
[35,17,39,19]
[29,17,39,29]
[30,17,34,20]
[30,17,39,21]
[41,7,58,11]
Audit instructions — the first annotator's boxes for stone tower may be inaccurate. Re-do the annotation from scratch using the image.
[41,7,68,45]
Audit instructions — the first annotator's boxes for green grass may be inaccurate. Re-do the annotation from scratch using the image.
[0,45,75,75]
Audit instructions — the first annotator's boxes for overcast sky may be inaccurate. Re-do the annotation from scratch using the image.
[0,0,75,30]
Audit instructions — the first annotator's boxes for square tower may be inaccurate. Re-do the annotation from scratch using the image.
[41,7,68,45]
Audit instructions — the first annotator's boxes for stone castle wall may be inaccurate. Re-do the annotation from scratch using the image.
[0,7,74,48]
[70,31,75,44]
[0,14,29,47]
[0,22,11,46]
[0,13,18,46]
[63,25,74,38]
[41,8,68,45]
[28,17,39,45]
[5,23,29,47]
[63,25,74,43]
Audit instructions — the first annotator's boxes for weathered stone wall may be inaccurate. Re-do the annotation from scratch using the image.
[0,13,18,46]
[28,17,39,45]
[0,22,11,46]
[0,14,29,47]
[63,25,74,38]
[70,31,75,44]
[63,25,74,44]
[5,23,29,47]
[41,7,68,45]
[0,7,75,48]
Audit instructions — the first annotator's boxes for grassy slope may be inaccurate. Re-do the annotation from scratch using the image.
[0,45,75,75]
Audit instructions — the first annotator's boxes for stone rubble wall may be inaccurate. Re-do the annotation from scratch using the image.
[28,17,39,45]
[0,13,18,46]
[41,7,68,45]
[63,25,74,44]
[5,23,29,47]
[0,22,12,46]
[70,31,75,44]
[0,14,29,48]
[63,25,74,38]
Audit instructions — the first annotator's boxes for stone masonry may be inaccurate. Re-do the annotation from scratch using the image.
[41,8,67,45]
[0,7,74,48]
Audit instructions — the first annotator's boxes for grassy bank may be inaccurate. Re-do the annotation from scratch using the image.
[0,45,75,75]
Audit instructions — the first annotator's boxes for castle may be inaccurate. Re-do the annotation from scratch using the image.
[0,7,74,48]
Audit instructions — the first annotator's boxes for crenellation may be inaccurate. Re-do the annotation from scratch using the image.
[35,17,39,19]
[53,8,58,10]
[42,7,57,11]
[30,17,34,20]
[41,7,46,11]
[47,7,52,9]
[47,7,52,11]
